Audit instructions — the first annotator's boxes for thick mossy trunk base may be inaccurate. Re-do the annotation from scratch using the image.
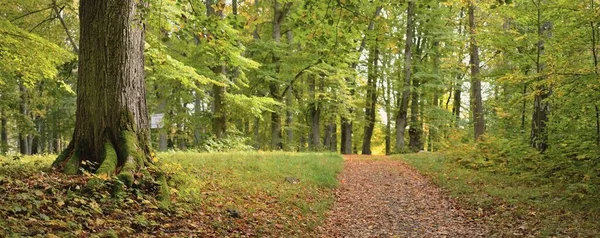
[52,130,170,207]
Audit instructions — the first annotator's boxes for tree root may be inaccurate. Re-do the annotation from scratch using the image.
[53,130,170,207]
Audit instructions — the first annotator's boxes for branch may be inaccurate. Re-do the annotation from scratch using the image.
[52,1,79,53]
[10,6,53,22]
[280,60,321,97]
[29,16,57,33]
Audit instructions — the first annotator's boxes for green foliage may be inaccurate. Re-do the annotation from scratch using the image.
[198,134,255,153]
[0,20,74,86]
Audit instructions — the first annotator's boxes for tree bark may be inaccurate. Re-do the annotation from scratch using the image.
[340,117,352,154]
[324,123,332,151]
[531,0,551,152]
[0,111,7,154]
[308,76,321,150]
[19,81,30,155]
[341,7,382,154]
[395,1,415,153]
[253,116,260,149]
[285,89,294,149]
[207,0,228,139]
[469,2,485,141]
[52,0,156,191]
[362,42,379,155]
[269,0,289,150]
[408,37,424,152]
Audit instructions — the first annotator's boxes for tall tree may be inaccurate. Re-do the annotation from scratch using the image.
[341,6,382,154]
[52,0,157,190]
[408,37,424,152]
[269,0,290,150]
[530,0,550,151]
[362,42,379,155]
[469,1,485,140]
[396,1,415,152]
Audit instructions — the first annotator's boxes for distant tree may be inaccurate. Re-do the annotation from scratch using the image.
[469,0,485,141]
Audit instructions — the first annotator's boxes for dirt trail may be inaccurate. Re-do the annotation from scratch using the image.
[320,155,487,237]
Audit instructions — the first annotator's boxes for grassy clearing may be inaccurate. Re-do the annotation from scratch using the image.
[0,151,343,237]
[394,153,600,237]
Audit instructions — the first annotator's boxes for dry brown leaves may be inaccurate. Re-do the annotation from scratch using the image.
[320,155,488,238]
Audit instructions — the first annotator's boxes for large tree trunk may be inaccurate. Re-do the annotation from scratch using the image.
[395,1,415,153]
[52,0,154,189]
[469,2,485,141]
[362,43,379,155]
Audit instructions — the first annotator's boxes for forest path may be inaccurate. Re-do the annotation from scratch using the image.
[320,155,487,237]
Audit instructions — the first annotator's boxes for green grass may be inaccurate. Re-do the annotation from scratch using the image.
[393,153,600,237]
[0,151,343,236]
[160,151,343,234]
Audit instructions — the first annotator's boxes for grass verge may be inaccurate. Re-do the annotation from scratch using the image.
[0,151,343,237]
[393,153,600,237]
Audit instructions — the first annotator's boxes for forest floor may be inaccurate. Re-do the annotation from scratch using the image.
[320,155,488,237]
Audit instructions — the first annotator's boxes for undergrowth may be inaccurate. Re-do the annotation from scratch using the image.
[396,136,600,236]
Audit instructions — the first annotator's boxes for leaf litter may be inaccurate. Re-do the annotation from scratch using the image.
[320,155,488,237]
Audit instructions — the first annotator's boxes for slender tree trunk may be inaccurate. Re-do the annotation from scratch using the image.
[308,76,321,150]
[384,60,393,155]
[285,85,294,149]
[596,105,600,145]
[340,117,352,154]
[469,2,485,141]
[31,117,41,154]
[590,0,599,145]
[341,7,382,154]
[253,116,260,149]
[362,43,379,155]
[269,0,289,150]
[395,1,415,152]
[531,0,550,152]
[285,33,294,149]
[324,124,332,150]
[19,81,30,155]
[331,123,337,152]
[521,84,527,131]
[409,37,424,152]
[453,79,462,124]
[207,0,227,139]
[430,40,441,151]
[408,74,421,151]
[0,111,7,154]
[52,0,155,188]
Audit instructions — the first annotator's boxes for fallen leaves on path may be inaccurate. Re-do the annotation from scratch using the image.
[320,155,488,237]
